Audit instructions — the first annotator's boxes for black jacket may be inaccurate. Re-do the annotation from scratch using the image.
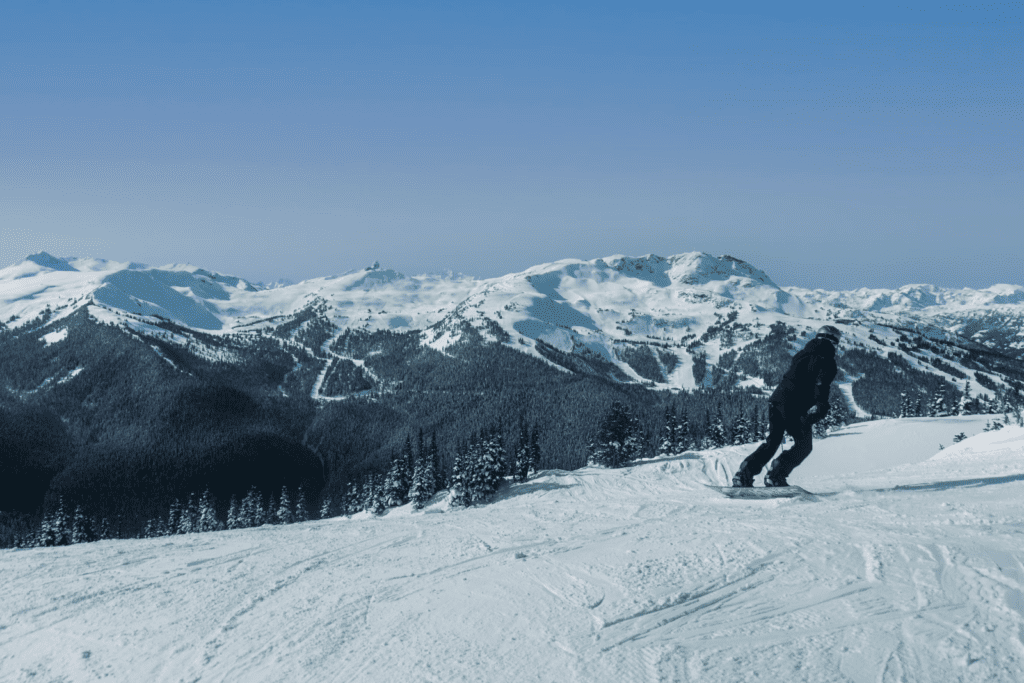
[770,337,838,423]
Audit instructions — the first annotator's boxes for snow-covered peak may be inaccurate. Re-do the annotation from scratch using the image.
[664,252,779,289]
[25,252,78,272]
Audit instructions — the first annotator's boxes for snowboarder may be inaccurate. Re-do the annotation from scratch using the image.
[732,325,841,487]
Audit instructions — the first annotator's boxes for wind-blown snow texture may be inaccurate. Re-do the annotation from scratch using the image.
[3,415,1023,682]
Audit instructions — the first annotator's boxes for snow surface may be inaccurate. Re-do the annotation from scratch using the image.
[39,328,67,346]
[3,415,1024,682]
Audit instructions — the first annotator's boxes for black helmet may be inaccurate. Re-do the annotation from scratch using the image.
[816,325,842,345]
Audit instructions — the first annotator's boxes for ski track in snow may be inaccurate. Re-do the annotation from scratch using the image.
[3,418,1024,682]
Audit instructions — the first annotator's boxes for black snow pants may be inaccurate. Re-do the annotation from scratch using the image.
[737,400,814,480]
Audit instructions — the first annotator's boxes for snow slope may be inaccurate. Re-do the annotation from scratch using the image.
[3,415,1024,682]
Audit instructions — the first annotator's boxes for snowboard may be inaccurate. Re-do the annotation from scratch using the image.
[705,484,814,499]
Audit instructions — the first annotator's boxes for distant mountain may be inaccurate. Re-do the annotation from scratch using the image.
[2,250,1022,531]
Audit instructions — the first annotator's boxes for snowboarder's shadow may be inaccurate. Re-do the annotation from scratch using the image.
[890,472,1024,492]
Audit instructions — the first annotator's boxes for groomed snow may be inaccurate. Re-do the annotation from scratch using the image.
[3,415,1023,681]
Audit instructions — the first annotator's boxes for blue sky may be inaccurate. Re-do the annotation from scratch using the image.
[1,1,1020,289]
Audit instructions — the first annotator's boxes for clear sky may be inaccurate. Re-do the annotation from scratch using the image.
[1,1,1021,290]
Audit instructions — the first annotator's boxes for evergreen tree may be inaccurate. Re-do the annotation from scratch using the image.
[448,444,471,508]
[750,405,763,443]
[239,487,258,528]
[707,409,727,449]
[589,401,639,468]
[168,498,183,534]
[346,481,361,515]
[53,497,70,546]
[528,424,541,475]
[511,420,531,483]
[294,486,308,523]
[384,448,411,508]
[899,392,908,418]
[430,431,443,491]
[178,493,197,534]
[674,408,691,452]
[71,504,90,544]
[475,427,505,502]
[370,474,387,515]
[658,404,678,456]
[226,495,241,530]
[96,516,112,541]
[958,381,972,415]
[319,495,333,519]
[732,413,751,445]
[276,486,294,525]
[361,476,376,513]
[197,489,218,532]
[930,390,946,417]
[623,411,646,461]
[953,432,967,443]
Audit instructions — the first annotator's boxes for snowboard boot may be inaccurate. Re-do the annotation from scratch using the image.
[732,470,754,488]
[764,462,788,487]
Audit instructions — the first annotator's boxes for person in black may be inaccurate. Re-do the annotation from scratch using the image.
[732,325,841,487]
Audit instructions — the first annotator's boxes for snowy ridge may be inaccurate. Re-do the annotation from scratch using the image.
[3,250,1024,394]
[3,416,1023,681]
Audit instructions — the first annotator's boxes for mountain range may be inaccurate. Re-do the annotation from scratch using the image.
[2,251,1022,531]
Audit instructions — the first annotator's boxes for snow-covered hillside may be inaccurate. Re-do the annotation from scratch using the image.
[4,415,1023,682]
[4,250,1023,395]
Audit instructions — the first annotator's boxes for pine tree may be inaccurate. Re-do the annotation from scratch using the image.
[958,381,972,416]
[227,495,241,530]
[276,486,294,525]
[930,390,946,417]
[475,427,505,502]
[448,444,471,508]
[409,449,431,510]
[732,413,751,445]
[53,497,70,546]
[589,401,638,468]
[707,409,727,449]
[658,404,678,456]
[675,409,692,450]
[39,497,69,547]
[347,481,361,515]
[177,493,198,534]
[899,392,908,418]
[168,498,183,534]
[71,505,90,544]
[294,486,308,523]
[511,420,531,483]
[623,411,645,461]
[319,495,333,519]
[430,431,443,491]
[96,516,112,540]
[370,474,387,515]
[528,425,541,476]
[195,489,218,532]
[465,435,485,504]
[384,450,410,508]
[239,487,257,527]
